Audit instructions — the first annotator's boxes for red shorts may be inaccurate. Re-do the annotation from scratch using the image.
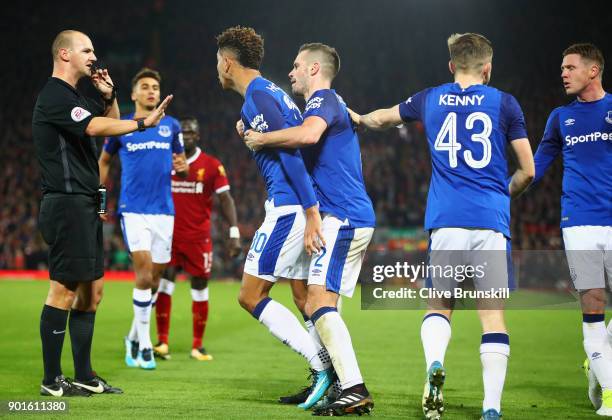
[169,238,213,279]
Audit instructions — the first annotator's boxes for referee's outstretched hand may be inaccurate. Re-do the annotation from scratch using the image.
[144,94,174,128]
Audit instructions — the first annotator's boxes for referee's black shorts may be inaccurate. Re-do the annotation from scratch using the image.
[39,193,104,283]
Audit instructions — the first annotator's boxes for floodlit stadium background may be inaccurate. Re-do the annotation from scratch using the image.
[1,0,610,282]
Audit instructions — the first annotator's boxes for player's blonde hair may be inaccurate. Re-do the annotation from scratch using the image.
[447,33,493,73]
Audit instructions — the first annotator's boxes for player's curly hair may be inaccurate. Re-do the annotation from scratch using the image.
[216,26,264,70]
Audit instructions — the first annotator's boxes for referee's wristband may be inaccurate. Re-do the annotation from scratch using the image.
[229,226,240,239]
[102,87,117,106]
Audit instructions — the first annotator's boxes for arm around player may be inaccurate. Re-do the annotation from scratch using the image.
[244,115,328,150]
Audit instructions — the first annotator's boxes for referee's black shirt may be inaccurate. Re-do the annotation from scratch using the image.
[32,77,104,195]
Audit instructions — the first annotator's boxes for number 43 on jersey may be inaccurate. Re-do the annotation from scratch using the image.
[434,112,492,169]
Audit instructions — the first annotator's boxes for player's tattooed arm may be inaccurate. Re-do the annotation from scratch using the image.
[86,95,173,137]
[508,138,535,198]
[244,116,327,151]
[349,105,403,131]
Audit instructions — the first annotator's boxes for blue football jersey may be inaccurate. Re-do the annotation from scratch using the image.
[301,89,375,228]
[534,93,612,227]
[241,77,316,209]
[399,83,527,237]
[104,114,184,215]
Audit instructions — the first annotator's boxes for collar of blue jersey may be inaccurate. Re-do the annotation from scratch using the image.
[451,82,484,92]
[573,92,610,105]
[245,76,266,97]
[309,88,335,98]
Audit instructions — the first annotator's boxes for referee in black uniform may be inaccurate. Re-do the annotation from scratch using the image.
[32,30,173,397]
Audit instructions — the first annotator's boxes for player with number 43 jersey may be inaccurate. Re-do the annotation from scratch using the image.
[349,33,534,420]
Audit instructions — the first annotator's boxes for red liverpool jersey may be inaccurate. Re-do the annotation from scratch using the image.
[172,148,229,241]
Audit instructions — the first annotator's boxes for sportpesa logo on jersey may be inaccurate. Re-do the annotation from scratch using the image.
[126,141,171,152]
[565,131,612,146]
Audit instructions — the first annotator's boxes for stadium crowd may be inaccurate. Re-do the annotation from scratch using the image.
[1,1,608,277]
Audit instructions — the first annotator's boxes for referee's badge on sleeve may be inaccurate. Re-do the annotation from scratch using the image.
[71,107,91,122]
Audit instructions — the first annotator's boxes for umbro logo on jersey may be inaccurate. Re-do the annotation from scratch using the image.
[605,111,612,124]
[564,118,575,126]
[592,352,602,360]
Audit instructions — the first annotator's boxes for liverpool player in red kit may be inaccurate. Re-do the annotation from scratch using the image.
[154,117,241,361]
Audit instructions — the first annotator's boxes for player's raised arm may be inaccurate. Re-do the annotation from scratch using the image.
[244,116,327,150]
[85,94,173,137]
[349,105,403,130]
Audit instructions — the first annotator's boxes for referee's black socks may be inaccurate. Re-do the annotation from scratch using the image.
[69,310,96,382]
[40,305,69,385]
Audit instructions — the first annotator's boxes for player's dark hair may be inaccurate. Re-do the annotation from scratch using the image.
[447,33,493,73]
[298,43,341,79]
[180,116,200,130]
[131,68,162,89]
[180,116,199,124]
[563,43,605,77]
[216,26,264,70]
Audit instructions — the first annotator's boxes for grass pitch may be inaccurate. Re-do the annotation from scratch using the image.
[0,279,599,419]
